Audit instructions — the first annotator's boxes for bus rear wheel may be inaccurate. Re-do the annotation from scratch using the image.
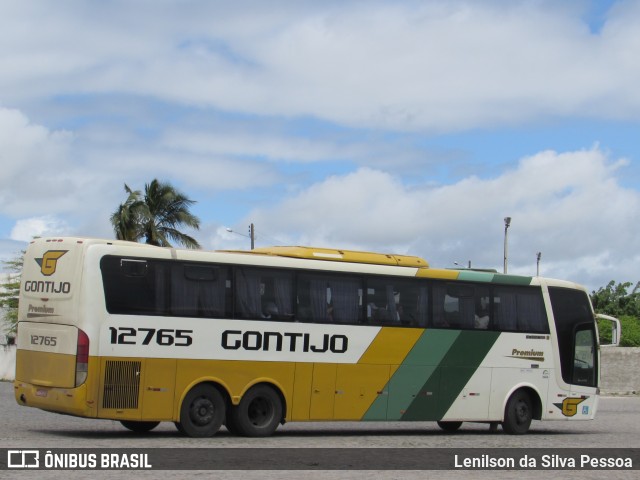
[178,384,225,437]
[120,420,160,433]
[502,390,532,435]
[437,421,462,432]
[229,385,283,437]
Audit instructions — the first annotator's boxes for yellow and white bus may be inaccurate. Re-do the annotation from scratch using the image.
[15,237,604,436]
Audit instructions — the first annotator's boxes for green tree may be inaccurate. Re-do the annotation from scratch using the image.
[0,251,24,338]
[592,281,640,347]
[590,280,640,318]
[111,179,201,249]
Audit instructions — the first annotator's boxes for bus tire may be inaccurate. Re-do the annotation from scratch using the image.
[120,420,160,433]
[437,421,462,432]
[230,384,283,437]
[174,422,185,434]
[178,384,225,437]
[502,390,533,435]
[225,411,241,435]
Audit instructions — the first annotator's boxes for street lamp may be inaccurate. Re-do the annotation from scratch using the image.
[225,223,255,250]
[503,217,511,274]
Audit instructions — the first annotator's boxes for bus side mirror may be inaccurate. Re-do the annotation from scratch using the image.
[596,314,621,347]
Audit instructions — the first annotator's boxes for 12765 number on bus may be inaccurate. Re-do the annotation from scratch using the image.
[108,327,193,346]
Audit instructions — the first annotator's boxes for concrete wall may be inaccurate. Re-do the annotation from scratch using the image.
[1,345,639,395]
[600,347,640,395]
[0,345,15,381]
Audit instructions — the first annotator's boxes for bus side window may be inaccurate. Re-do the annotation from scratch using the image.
[432,283,488,330]
[235,268,294,321]
[297,274,361,324]
[474,287,490,329]
[101,256,165,315]
[296,278,313,322]
[171,264,229,318]
[493,286,548,333]
[432,284,449,328]
[365,278,425,327]
[260,270,295,321]
[416,286,429,327]
[443,284,475,329]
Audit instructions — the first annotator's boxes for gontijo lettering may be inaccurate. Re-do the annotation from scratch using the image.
[221,329,349,353]
[23,281,71,294]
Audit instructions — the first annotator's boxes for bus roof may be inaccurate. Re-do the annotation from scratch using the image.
[218,246,429,268]
[29,237,585,290]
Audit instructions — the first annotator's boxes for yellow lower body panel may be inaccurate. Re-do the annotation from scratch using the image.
[14,355,100,418]
[15,349,76,388]
[15,353,401,424]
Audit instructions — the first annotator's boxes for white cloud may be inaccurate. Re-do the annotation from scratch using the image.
[162,130,353,163]
[2,2,640,131]
[237,147,640,291]
[0,108,72,176]
[0,108,80,216]
[10,216,69,242]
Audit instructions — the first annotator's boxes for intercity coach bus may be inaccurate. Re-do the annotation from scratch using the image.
[15,237,605,437]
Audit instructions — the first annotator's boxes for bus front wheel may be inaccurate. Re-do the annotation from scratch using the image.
[178,384,225,437]
[229,385,283,437]
[502,390,533,435]
[120,420,160,433]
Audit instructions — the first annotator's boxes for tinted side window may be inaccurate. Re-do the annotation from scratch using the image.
[101,256,167,315]
[493,286,549,333]
[171,264,230,318]
[549,287,595,385]
[297,273,362,324]
[235,268,294,321]
[432,283,490,330]
[573,327,596,387]
[366,278,427,327]
[102,256,232,318]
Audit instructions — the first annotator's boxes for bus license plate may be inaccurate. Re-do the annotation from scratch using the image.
[35,389,48,397]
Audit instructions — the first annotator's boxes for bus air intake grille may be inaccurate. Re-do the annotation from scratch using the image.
[102,360,142,409]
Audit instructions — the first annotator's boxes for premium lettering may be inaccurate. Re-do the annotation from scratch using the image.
[28,304,55,314]
[512,348,544,358]
[222,329,348,354]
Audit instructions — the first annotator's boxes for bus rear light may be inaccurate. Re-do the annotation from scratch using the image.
[75,329,89,387]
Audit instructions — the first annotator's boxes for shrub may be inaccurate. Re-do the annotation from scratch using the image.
[598,315,640,347]
[618,315,640,347]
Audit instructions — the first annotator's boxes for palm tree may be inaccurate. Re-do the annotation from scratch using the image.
[111,184,143,242]
[110,179,201,249]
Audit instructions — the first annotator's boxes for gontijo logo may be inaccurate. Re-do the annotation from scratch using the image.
[554,397,588,417]
[35,250,68,276]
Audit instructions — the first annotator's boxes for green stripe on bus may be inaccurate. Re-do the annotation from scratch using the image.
[456,270,495,282]
[400,330,500,421]
[363,329,460,421]
[455,271,533,285]
[491,274,533,285]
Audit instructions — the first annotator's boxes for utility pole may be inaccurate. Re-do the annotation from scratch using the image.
[249,223,255,250]
[536,252,541,276]
[503,217,511,274]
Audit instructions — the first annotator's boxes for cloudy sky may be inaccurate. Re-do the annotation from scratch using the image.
[1,0,639,292]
